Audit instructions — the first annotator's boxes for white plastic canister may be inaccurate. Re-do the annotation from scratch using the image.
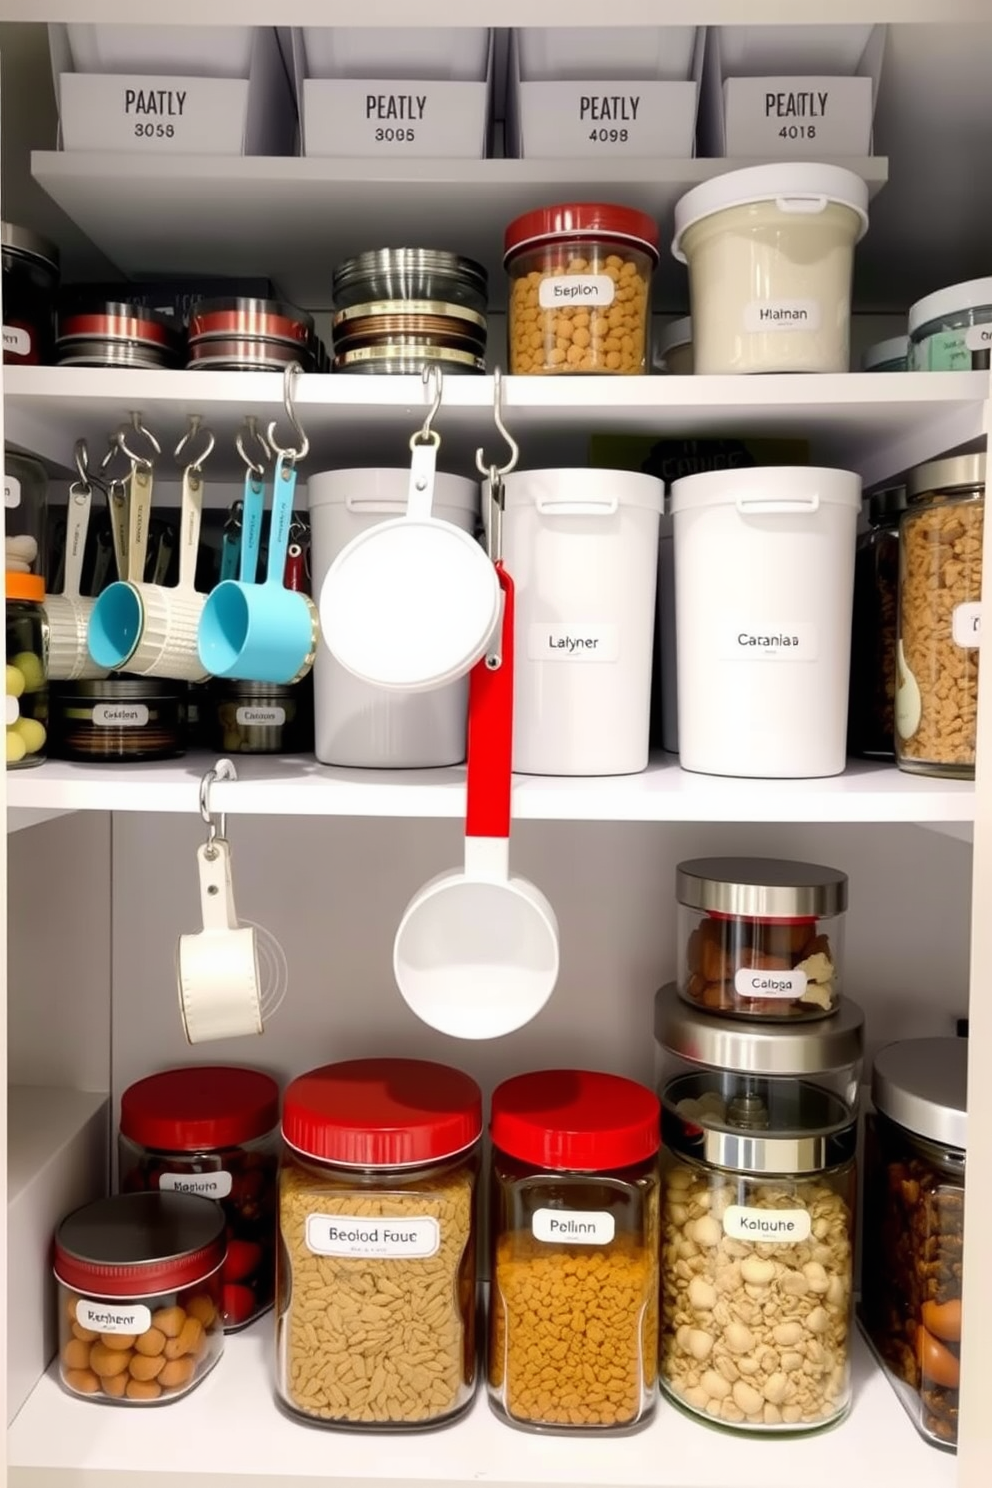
[496,469,663,776]
[309,469,479,768]
[670,466,861,778]
[672,163,869,375]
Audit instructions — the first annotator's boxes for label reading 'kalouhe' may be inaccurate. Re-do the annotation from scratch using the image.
[91,704,150,728]
[529,623,620,663]
[723,1205,812,1243]
[744,300,821,333]
[735,967,808,1000]
[532,1209,616,1246]
[160,1170,233,1199]
[538,275,616,310]
[305,1214,440,1259]
[77,1299,153,1335]
[719,624,818,662]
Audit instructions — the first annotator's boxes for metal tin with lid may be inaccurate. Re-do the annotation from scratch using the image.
[872,1038,967,1153]
[333,249,488,314]
[2,221,60,365]
[208,677,313,755]
[49,677,187,762]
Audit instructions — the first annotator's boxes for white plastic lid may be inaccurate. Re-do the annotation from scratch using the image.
[862,335,909,371]
[908,277,992,336]
[307,468,478,514]
[656,316,693,357]
[672,163,870,262]
[499,468,664,514]
[669,465,862,515]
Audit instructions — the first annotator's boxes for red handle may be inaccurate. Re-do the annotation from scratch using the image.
[284,543,307,593]
[465,564,514,841]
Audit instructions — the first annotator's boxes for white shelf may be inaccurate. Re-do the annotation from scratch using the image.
[4,753,975,826]
[7,1087,107,1210]
[7,1321,953,1488]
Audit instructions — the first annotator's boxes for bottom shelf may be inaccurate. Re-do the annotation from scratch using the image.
[7,1320,953,1488]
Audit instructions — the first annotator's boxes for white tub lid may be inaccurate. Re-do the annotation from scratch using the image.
[307,468,479,512]
[908,277,992,336]
[861,335,909,370]
[656,315,692,357]
[672,163,870,263]
[669,466,862,514]
[500,469,664,514]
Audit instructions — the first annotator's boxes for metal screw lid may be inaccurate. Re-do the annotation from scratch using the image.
[676,857,848,919]
[872,1037,967,1151]
[867,485,907,525]
[1,221,60,271]
[908,452,986,502]
[654,983,864,1075]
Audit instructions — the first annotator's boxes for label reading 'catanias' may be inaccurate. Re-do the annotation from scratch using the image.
[539,275,615,310]
[91,703,150,728]
[744,300,821,333]
[532,1209,616,1246]
[77,1299,152,1334]
[719,624,818,662]
[723,1205,812,1243]
[734,967,808,1000]
[160,1170,233,1198]
[305,1214,440,1259]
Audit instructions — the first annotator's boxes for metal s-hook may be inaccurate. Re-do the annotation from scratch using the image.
[175,415,215,473]
[73,438,102,493]
[100,434,131,487]
[235,415,270,477]
[266,362,310,465]
[475,366,519,479]
[198,757,238,859]
[411,364,443,450]
[116,413,162,470]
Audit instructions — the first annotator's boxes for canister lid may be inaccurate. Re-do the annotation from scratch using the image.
[504,203,660,263]
[5,573,45,601]
[212,680,296,701]
[907,452,986,501]
[872,1038,967,1151]
[861,335,909,371]
[672,163,870,263]
[654,984,864,1075]
[676,856,848,918]
[56,677,187,699]
[54,1192,226,1298]
[333,249,488,307]
[120,1066,280,1150]
[908,277,992,335]
[1,221,59,272]
[669,466,862,516]
[656,315,692,357]
[866,484,907,524]
[282,1058,482,1167]
[490,1069,660,1172]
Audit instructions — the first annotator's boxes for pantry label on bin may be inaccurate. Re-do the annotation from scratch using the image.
[952,601,982,649]
[735,967,807,1000]
[718,624,818,662]
[530,624,620,663]
[92,703,150,727]
[58,73,250,154]
[160,1170,234,1199]
[77,1299,153,1335]
[517,81,697,159]
[305,1213,440,1259]
[532,1208,616,1246]
[303,80,487,159]
[723,1205,812,1243]
[723,76,873,156]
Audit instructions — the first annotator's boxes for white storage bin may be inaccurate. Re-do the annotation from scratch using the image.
[671,466,861,779]
[672,163,869,374]
[309,469,478,769]
[495,469,663,777]
[658,509,678,754]
[516,26,697,82]
[65,24,256,78]
[302,27,490,82]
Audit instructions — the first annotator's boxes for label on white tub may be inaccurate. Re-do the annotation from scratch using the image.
[734,967,808,1000]
[722,1205,812,1244]
[532,1209,616,1246]
[530,624,620,662]
[719,624,818,661]
[160,1170,233,1199]
[538,274,615,310]
[952,601,982,648]
[965,325,992,352]
[77,1299,153,1335]
[4,475,21,509]
[236,706,285,727]
[305,1214,440,1259]
[92,703,150,727]
[743,300,821,333]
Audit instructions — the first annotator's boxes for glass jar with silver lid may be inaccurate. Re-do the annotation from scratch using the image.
[654,983,863,1434]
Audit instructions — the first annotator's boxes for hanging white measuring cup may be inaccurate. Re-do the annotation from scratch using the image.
[393,564,560,1039]
[46,442,109,682]
[87,418,159,671]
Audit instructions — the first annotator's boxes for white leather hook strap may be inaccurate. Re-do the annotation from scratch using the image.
[177,841,263,1044]
[63,485,93,600]
[406,439,438,523]
[127,463,153,583]
[178,465,204,595]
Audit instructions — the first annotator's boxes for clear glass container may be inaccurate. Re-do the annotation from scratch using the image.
[6,577,48,768]
[5,451,47,579]
[909,278,992,371]
[505,204,658,376]
[276,1058,482,1429]
[49,678,187,761]
[676,857,847,1020]
[118,1066,281,1332]
[848,485,906,760]
[2,221,59,366]
[488,1069,660,1433]
[861,1038,966,1450]
[207,679,313,755]
[655,984,862,1433]
[54,1192,225,1405]
[862,335,909,373]
[896,453,984,779]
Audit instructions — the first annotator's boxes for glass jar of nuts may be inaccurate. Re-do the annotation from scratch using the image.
[504,203,659,375]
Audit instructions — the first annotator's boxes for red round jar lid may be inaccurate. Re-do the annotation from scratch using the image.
[120,1066,280,1152]
[491,1069,660,1172]
[54,1192,226,1298]
[282,1058,482,1168]
[504,203,660,263]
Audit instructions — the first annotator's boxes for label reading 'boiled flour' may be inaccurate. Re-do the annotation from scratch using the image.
[529,623,620,663]
[952,601,982,648]
[92,703,150,728]
[236,706,286,727]
[532,1209,616,1246]
[966,325,992,352]
[160,1170,233,1199]
[735,967,808,1000]
[77,1299,153,1335]
[305,1214,440,1259]
[5,476,21,509]
[744,300,821,333]
[723,1205,812,1244]
[539,275,616,310]
[719,624,818,662]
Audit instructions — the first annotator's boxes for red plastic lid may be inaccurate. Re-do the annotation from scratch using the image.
[120,1066,280,1152]
[491,1069,660,1172]
[504,203,660,263]
[282,1058,482,1167]
[54,1192,226,1298]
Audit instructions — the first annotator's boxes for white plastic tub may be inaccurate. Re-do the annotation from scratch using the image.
[908,278,992,371]
[302,28,490,81]
[672,163,869,375]
[66,24,255,78]
[495,468,663,776]
[309,469,478,768]
[516,26,697,82]
[671,466,861,778]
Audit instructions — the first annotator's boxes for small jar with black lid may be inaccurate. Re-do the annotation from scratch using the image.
[54,1191,225,1404]
[849,485,906,759]
[2,222,59,365]
[49,678,187,761]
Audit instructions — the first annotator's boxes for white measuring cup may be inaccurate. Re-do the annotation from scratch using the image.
[46,479,110,682]
[393,565,560,1039]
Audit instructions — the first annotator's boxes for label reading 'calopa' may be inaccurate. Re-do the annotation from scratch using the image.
[538,275,615,310]
[529,623,620,662]
[719,624,818,662]
[160,1170,233,1199]
[91,704,150,727]
[305,1214,440,1259]
[532,1209,616,1246]
[735,967,808,1000]
[77,1299,153,1335]
[743,300,821,333]
[723,1205,812,1243]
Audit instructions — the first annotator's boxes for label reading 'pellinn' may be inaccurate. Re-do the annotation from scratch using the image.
[92,704,150,728]
[160,1170,233,1198]
[532,1209,616,1246]
[77,1299,153,1335]
[744,300,821,333]
[305,1214,440,1259]
[723,1205,812,1243]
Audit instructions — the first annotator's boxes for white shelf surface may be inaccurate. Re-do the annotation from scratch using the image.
[7,1086,107,1209]
[4,753,975,826]
[7,1321,953,1488]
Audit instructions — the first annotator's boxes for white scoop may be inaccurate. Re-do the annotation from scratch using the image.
[45,483,109,682]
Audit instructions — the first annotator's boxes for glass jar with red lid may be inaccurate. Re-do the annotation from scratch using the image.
[277,1058,482,1429]
[54,1191,225,1405]
[118,1066,280,1332]
[488,1069,661,1433]
[504,202,659,376]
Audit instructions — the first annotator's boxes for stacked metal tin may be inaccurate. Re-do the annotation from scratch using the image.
[331,250,488,374]
[187,298,327,372]
[56,300,182,369]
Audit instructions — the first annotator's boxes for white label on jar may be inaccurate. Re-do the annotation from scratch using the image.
[5,476,21,509]
[6,696,20,726]
[743,300,821,333]
[723,1205,812,1244]
[734,967,808,1000]
[77,1299,152,1334]
[965,325,992,351]
[3,325,30,356]
[538,275,615,310]
[160,1170,233,1199]
[529,623,620,662]
[305,1214,440,1259]
[236,706,285,726]
[91,703,150,727]
[952,601,982,648]
[719,624,818,661]
[532,1209,616,1246]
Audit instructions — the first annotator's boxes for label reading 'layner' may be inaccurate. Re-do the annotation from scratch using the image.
[532,1209,616,1246]
[305,1214,440,1259]
[723,1205,812,1243]
[529,623,620,663]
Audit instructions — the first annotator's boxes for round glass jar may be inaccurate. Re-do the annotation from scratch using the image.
[909,278,992,372]
[655,315,693,374]
[54,1191,225,1405]
[676,856,847,1020]
[5,452,47,580]
[2,221,59,366]
[6,574,48,768]
[861,1038,966,1450]
[862,335,909,373]
[848,484,906,759]
[332,249,488,315]
[488,1069,660,1433]
[207,679,313,755]
[504,203,659,376]
[655,985,863,1434]
[118,1066,280,1331]
[277,1058,482,1429]
[896,453,984,779]
[49,678,187,761]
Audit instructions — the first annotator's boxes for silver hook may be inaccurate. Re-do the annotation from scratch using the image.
[72,438,101,494]
[198,758,238,858]
[236,415,271,478]
[116,413,162,470]
[266,362,310,465]
[174,414,215,473]
[411,364,443,450]
[475,367,519,479]
[100,434,131,487]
